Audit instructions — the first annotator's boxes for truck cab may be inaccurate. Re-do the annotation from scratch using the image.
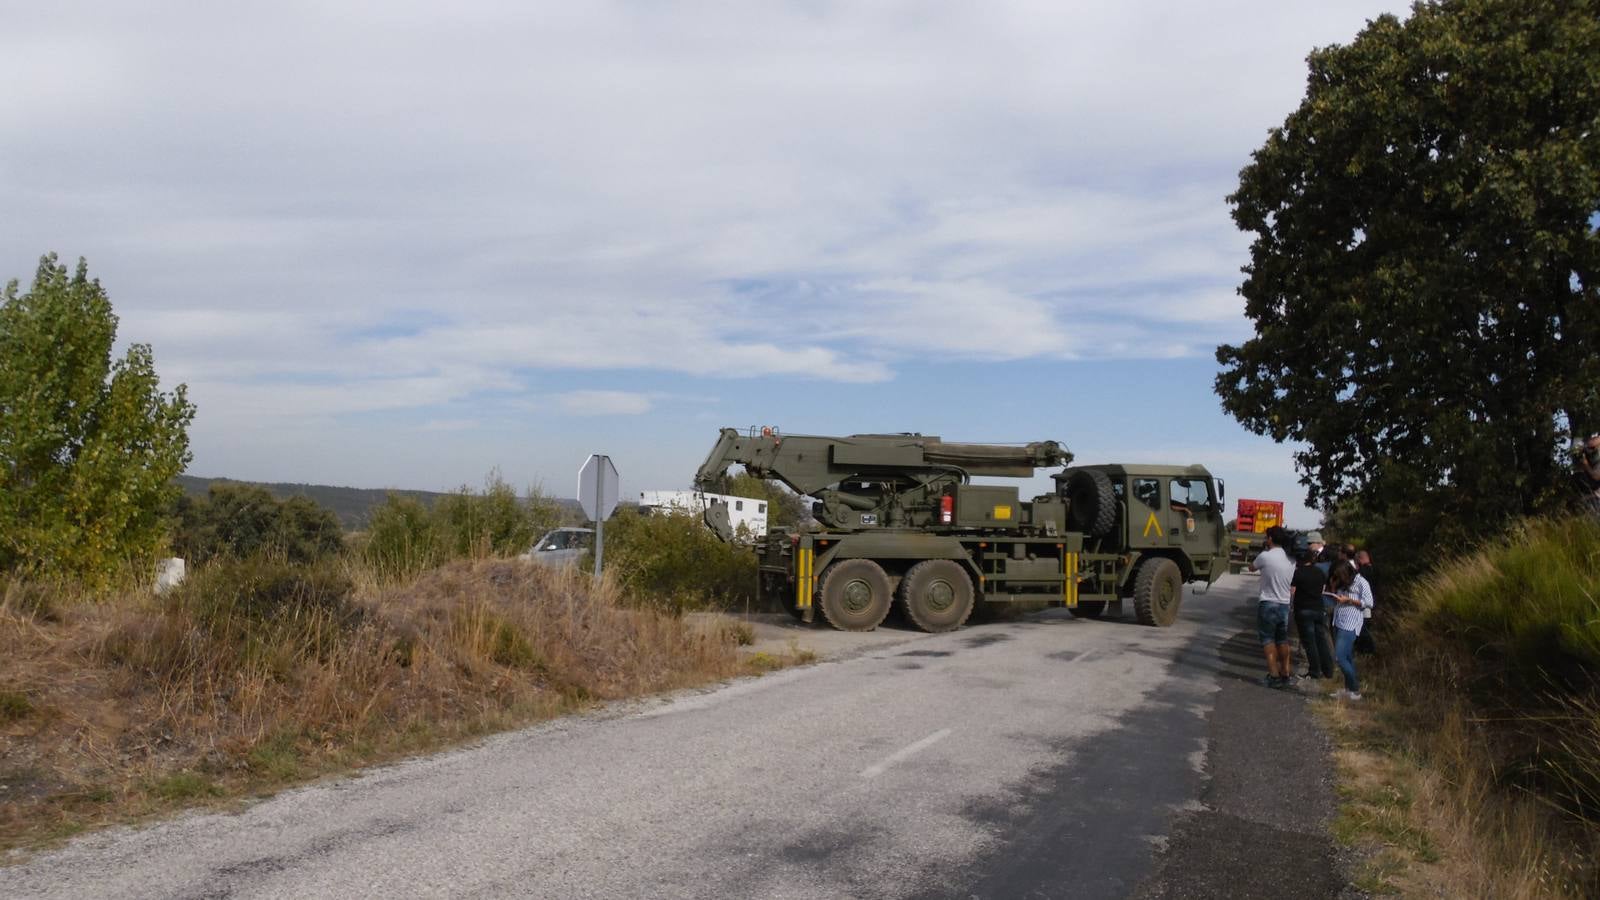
[1059,464,1228,584]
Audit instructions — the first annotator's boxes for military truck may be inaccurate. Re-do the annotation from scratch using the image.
[1226,498,1286,574]
[693,427,1228,632]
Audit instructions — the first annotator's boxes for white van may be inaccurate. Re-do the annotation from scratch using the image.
[637,490,768,541]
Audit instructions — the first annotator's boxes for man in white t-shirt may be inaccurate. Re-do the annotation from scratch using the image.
[1249,526,1297,688]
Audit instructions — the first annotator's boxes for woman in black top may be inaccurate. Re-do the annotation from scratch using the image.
[1291,548,1335,679]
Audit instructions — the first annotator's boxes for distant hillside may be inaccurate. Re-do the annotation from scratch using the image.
[175,475,583,531]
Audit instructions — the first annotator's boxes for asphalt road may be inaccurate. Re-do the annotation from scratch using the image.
[1,575,1344,899]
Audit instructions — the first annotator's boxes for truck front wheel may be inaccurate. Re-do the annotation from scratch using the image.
[899,560,975,633]
[1132,557,1183,626]
[818,559,893,631]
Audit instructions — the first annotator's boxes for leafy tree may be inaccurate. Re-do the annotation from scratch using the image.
[1216,0,1600,535]
[715,473,808,528]
[0,254,195,579]
[173,484,344,564]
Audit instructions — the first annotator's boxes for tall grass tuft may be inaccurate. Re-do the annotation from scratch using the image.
[1365,515,1600,895]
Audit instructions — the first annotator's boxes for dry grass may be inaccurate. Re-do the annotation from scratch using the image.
[0,557,790,856]
[1313,516,1600,897]
[1318,694,1592,898]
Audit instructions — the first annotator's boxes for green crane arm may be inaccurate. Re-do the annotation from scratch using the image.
[692,427,1071,496]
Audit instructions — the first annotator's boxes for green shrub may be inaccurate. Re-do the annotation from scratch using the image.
[0,689,33,722]
[362,493,438,575]
[173,484,344,564]
[361,474,561,577]
[432,473,559,559]
[598,508,756,612]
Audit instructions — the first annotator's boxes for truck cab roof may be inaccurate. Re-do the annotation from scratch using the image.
[1058,463,1215,479]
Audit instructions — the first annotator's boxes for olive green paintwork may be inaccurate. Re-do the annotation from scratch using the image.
[696,428,1228,629]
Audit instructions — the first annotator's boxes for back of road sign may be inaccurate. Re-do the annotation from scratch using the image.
[578,454,620,522]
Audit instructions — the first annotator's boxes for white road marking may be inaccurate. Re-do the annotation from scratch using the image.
[859,728,954,779]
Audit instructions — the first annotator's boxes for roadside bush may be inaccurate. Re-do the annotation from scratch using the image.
[598,508,756,612]
[432,474,559,558]
[1415,517,1600,681]
[173,484,344,564]
[1386,515,1600,835]
[361,474,561,578]
[362,493,438,576]
[174,557,357,630]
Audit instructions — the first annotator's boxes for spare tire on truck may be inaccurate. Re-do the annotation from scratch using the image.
[1065,468,1117,537]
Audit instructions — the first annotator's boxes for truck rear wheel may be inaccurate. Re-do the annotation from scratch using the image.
[1132,557,1183,626]
[818,559,893,631]
[1069,601,1107,619]
[899,560,974,633]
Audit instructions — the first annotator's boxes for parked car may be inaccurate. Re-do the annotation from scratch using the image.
[521,527,594,567]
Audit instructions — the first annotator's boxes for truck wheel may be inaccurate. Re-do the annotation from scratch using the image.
[1132,557,1183,626]
[818,559,893,631]
[1069,601,1107,619]
[1065,469,1117,537]
[899,560,975,633]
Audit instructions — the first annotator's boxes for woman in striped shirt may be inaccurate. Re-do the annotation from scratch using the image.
[1325,561,1373,700]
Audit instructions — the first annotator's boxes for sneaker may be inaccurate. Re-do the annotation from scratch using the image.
[1263,675,1283,688]
[1328,688,1348,699]
[1347,692,1362,701]
[1277,675,1300,689]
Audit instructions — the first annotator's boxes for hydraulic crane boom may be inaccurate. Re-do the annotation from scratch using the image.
[693,427,1070,533]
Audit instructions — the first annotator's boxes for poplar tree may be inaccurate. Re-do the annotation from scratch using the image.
[0,254,196,579]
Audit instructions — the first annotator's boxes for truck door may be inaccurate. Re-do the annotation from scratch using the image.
[1131,477,1163,545]
[1169,477,1220,565]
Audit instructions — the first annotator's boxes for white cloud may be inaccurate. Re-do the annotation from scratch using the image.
[557,390,653,416]
[0,1,1409,485]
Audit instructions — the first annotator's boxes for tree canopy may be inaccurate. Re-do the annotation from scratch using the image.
[0,254,195,579]
[173,483,345,565]
[1216,0,1600,532]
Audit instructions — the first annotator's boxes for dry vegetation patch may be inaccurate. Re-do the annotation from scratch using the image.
[1318,692,1593,898]
[1315,517,1600,897]
[1,558,787,856]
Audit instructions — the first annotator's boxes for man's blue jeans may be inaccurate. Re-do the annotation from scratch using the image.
[1334,626,1360,693]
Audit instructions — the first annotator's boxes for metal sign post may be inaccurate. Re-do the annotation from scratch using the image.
[577,454,620,578]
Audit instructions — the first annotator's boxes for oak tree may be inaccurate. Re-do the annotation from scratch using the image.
[1216,0,1600,531]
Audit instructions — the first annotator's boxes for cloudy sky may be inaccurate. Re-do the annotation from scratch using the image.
[2,1,1411,526]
